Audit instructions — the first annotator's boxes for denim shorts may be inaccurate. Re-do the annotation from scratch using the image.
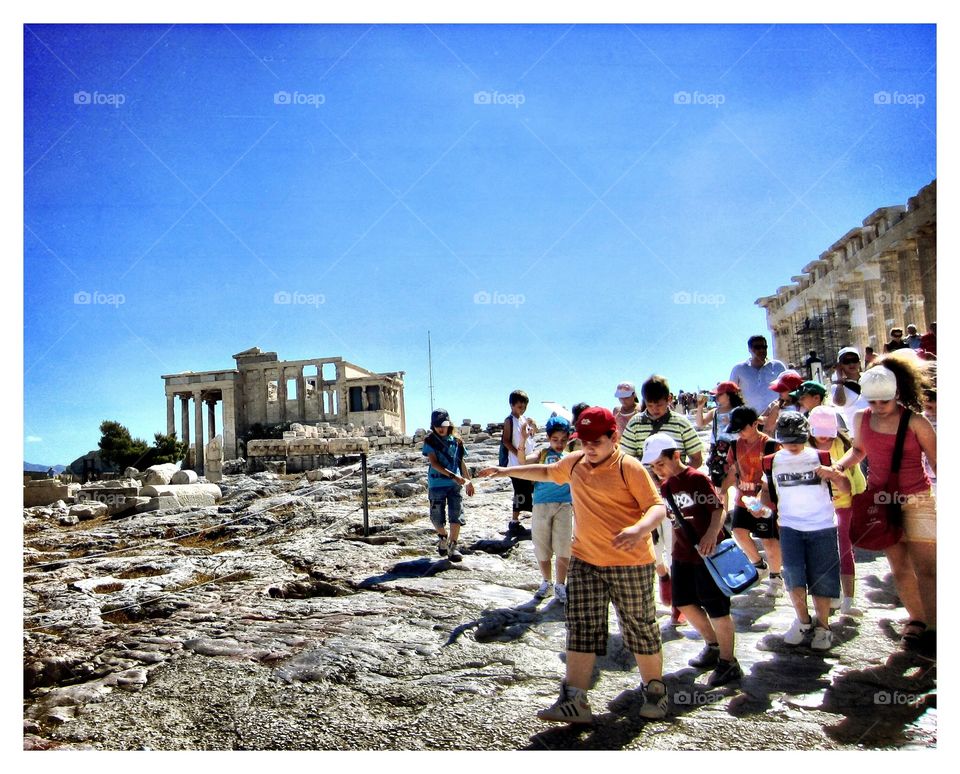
[428,487,464,529]
[779,526,841,598]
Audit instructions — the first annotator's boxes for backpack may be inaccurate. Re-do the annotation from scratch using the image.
[498,415,513,467]
[425,432,465,474]
[761,449,833,508]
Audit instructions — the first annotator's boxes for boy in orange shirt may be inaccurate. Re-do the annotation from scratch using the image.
[479,406,668,723]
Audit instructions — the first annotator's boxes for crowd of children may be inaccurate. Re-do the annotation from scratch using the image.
[420,339,936,725]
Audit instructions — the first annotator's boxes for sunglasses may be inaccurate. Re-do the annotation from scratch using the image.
[839,358,860,365]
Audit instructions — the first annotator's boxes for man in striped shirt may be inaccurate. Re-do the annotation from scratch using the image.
[621,375,704,469]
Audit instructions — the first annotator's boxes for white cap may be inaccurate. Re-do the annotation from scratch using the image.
[808,406,839,438]
[859,366,898,401]
[640,432,678,465]
[837,346,860,361]
[614,381,636,399]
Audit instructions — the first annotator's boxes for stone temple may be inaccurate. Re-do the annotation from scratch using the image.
[162,348,406,469]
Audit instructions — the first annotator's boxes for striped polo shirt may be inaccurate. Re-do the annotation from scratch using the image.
[620,409,704,462]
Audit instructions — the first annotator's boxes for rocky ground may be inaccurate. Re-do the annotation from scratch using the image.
[23,434,936,750]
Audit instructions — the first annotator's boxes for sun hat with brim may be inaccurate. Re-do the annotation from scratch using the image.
[789,381,827,400]
[725,405,759,434]
[775,412,810,444]
[711,381,741,397]
[574,406,617,442]
[808,406,839,438]
[614,381,636,399]
[859,366,897,401]
[769,370,804,393]
[640,433,678,465]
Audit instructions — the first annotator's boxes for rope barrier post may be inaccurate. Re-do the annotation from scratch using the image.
[361,452,370,538]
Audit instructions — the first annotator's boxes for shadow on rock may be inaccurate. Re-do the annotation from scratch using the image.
[821,650,936,747]
[446,597,565,646]
[468,534,524,557]
[358,557,452,588]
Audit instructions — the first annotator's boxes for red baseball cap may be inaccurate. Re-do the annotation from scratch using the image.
[769,370,803,393]
[711,381,740,397]
[574,406,617,442]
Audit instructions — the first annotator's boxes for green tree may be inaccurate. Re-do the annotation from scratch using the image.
[98,421,187,470]
[150,432,187,465]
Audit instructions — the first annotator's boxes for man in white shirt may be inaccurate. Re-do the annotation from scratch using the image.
[729,335,787,413]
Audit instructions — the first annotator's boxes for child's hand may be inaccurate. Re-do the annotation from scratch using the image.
[697,393,708,408]
[815,465,837,481]
[611,523,651,551]
[464,481,475,497]
[697,529,721,558]
[477,467,503,478]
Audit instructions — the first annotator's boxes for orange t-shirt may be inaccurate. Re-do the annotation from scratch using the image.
[727,432,778,507]
[547,449,662,566]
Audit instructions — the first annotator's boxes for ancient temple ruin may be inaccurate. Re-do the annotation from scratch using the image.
[162,348,406,469]
[756,180,936,367]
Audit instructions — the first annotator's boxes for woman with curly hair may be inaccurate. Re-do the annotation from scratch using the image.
[833,350,937,653]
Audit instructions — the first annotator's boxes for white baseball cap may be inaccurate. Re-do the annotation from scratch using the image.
[837,346,860,361]
[808,406,839,438]
[614,381,636,399]
[641,432,678,465]
[859,366,898,401]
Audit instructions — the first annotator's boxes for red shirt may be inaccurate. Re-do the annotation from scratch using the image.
[661,467,723,564]
[727,432,779,507]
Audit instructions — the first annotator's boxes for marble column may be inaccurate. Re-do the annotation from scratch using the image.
[222,386,237,459]
[166,394,176,436]
[897,243,925,332]
[193,390,205,473]
[915,234,937,325]
[207,399,217,442]
[180,396,190,449]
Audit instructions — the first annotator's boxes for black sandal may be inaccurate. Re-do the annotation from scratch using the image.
[901,620,927,649]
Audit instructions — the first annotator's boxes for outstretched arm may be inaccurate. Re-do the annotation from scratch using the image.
[477,463,553,482]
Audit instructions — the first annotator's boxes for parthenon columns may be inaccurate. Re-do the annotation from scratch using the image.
[193,390,204,474]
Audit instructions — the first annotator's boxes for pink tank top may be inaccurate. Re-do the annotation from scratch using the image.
[859,408,930,493]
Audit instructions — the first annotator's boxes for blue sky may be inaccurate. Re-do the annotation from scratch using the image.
[23,23,936,465]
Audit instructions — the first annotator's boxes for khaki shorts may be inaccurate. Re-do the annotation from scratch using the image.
[531,502,573,562]
[902,489,936,544]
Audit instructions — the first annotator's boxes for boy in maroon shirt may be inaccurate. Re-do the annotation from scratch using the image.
[642,433,742,687]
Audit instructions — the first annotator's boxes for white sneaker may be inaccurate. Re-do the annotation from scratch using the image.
[811,626,834,651]
[554,583,567,604]
[639,679,669,719]
[437,536,448,557]
[840,597,863,617]
[537,683,592,724]
[534,580,553,599]
[765,574,783,597]
[783,618,813,646]
[830,597,842,611]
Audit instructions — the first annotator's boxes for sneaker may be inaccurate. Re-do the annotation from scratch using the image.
[688,643,720,669]
[554,583,567,604]
[639,679,669,719]
[765,573,783,597]
[811,626,834,651]
[783,618,813,646]
[534,580,553,600]
[839,597,863,617]
[659,574,673,606]
[830,597,841,611]
[537,683,593,724]
[669,607,686,626]
[447,541,462,562]
[436,536,448,557]
[753,560,770,581]
[707,658,743,687]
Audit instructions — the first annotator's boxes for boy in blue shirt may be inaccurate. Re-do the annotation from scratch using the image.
[422,409,475,561]
[520,416,574,602]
